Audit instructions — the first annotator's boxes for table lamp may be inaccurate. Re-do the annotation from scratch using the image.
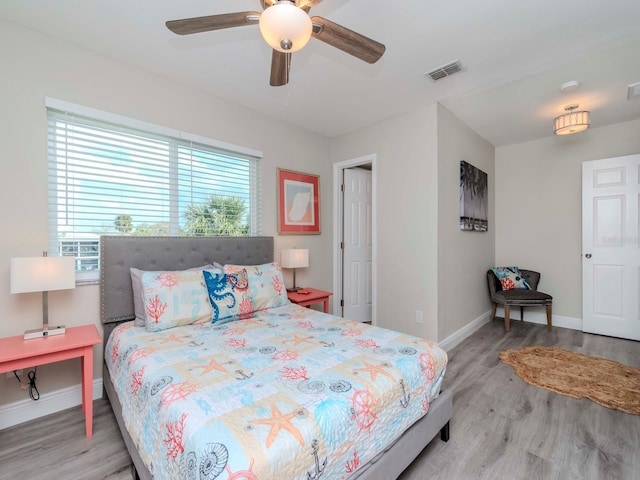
[10,254,76,340]
[280,248,309,292]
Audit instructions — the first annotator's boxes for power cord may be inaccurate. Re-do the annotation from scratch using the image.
[13,367,40,401]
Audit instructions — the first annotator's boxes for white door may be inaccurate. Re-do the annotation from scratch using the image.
[342,168,372,322]
[582,154,640,340]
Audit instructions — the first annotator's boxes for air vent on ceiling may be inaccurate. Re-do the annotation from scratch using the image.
[425,60,463,81]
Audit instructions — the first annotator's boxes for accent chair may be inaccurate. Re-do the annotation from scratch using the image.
[487,269,553,331]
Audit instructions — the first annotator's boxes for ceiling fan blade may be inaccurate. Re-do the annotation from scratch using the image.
[166,12,260,35]
[270,50,291,87]
[261,0,323,7]
[311,16,385,64]
[297,0,324,8]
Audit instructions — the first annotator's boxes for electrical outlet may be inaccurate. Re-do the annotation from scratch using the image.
[7,369,23,378]
[415,310,423,324]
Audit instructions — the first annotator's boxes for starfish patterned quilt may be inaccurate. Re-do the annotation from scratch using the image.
[105,303,447,480]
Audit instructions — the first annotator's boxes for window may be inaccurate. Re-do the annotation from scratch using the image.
[46,99,262,282]
[59,240,100,272]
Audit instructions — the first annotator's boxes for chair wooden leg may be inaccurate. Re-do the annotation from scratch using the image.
[520,306,524,321]
[546,304,552,331]
[490,303,497,322]
[504,305,510,331]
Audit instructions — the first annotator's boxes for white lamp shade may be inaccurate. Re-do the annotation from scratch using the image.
[259,2,312,53]
[10,256,76,294]
[280,249,309,269]
[554,110,590,135]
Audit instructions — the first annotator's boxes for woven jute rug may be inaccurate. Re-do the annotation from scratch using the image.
[499,346,640,415]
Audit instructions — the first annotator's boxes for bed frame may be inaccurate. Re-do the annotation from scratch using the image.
[100,235,452,480]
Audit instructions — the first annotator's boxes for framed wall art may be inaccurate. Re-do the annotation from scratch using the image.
[277,168,320,235]
[460,160,488,232]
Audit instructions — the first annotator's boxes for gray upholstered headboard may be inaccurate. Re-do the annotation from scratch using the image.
[99,236,274,339]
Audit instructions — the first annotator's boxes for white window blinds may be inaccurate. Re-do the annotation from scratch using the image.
[46,102,261,279]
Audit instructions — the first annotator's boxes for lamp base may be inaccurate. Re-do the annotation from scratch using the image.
[287,287,302,292]
[24,325,66,340]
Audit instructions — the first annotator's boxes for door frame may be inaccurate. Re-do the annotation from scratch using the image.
[333,154,377,325]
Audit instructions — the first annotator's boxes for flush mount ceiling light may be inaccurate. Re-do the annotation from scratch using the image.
[554,104,590,135]
[259,1,312,53]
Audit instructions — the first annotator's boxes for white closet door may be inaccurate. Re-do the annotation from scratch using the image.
[343,168,372,323]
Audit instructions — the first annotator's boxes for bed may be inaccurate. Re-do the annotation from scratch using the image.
[100,235,452,480]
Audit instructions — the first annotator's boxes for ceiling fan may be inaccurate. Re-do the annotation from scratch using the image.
[166,0,386,87]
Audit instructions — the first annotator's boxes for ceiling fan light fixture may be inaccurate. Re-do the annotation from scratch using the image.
[554,104,590,135]
[259,1,312,53]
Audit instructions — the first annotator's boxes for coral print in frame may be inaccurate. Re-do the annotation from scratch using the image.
[277,168,320,235]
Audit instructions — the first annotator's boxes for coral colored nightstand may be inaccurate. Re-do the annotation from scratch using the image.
[0,324,101,437]
[287,288,333,313]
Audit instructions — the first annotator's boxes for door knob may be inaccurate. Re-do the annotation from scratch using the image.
[585,253,592,258]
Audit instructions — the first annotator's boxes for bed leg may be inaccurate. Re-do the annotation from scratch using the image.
[440,421,450,442]
[131,462,140,480]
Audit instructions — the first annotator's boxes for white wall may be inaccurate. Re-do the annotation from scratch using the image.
[331,105,440,340]
[0,19,332,410]
[437,105,495,339]
[331,104,495,343]
[495,117,640,325]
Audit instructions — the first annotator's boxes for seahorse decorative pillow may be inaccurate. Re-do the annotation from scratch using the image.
[141,270,212,332]
[491,267,531,291]
[223,262,289,311]
[202,269,254,323]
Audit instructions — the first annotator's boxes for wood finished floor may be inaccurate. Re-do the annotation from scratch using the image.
[1,319,638,480]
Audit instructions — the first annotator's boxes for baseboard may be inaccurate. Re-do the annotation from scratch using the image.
[439,310,492,351]
[495,307,582,331]
[0,378,103,430]
[438,309,583,353]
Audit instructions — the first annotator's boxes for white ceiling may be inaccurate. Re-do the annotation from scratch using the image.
[2,0,640,146]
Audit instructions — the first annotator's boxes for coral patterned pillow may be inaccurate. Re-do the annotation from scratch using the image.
[141,270,212,332]
[131,264,220,327]
[223,262,289,311]
[491,267,531,291]
[202,269,254,324]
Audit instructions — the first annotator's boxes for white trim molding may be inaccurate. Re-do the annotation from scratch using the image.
[0,378,104,430]
[439,310,492,351]
[438,309,583,352]
[494,307,582,331]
